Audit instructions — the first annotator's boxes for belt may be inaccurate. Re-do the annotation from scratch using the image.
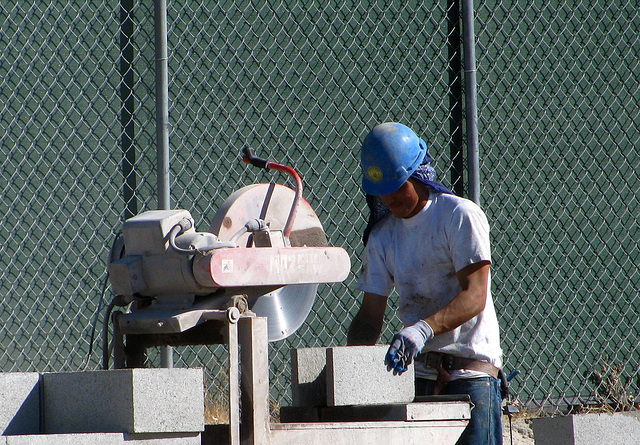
[417,351,500,395]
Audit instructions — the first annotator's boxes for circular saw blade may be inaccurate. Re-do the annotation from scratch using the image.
[248,284,319,341]
[209,183,326,341]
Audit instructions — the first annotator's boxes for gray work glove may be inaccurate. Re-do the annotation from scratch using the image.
[385,320,434,375]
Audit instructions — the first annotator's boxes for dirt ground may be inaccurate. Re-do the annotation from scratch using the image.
[503,418,535,445]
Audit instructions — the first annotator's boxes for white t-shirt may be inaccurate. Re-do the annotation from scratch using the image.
[357,192,502,378]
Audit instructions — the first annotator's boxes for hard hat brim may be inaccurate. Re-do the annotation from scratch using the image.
[362,175,406,196]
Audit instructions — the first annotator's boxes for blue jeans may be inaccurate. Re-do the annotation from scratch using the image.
[416,377,503,445]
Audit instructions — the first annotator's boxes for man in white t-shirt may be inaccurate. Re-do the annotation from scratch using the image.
[347,122,503,445]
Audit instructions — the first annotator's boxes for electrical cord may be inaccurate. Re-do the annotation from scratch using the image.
[502,370,521,445]
[168,218,236,254]
[168,224,198,254]
[101,296,118,370]
[229,219,268,244]
[82,271,109,371]
[83,232,123,371]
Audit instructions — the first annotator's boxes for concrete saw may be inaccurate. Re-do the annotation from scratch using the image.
[107,149,350,347]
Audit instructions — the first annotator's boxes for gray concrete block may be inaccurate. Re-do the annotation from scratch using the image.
[130,369,204,434]
[532,412,640,445]
[326,345,414,406]
[0,372,41,435]
[43,368,204,434]
[290,347,327,407]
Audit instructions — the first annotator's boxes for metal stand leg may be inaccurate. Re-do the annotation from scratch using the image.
[161,346,174,368]
[124,335,146,368]
[227,317,240,445]
[239,317,270,445]
[112,311,125,369]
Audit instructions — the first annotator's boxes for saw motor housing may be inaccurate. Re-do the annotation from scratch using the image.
[110,207,350,299]
[107,182,350,343]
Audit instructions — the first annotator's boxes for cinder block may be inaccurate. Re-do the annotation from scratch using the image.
[0,372,41,435]
[42,368,204,434]
[326,345,414,406]
[290,347,327,407]
[532,412,640,445]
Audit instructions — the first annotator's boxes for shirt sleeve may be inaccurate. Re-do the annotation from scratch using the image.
[448,200,492,272]
[356,231,395,297]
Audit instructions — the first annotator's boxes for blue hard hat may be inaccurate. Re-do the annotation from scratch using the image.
[360,122,430,196]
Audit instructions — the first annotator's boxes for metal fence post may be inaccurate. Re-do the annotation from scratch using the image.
[462,0,480,205]
[120,0,137,220]
[155,0,173,368]
[448,0,465,197]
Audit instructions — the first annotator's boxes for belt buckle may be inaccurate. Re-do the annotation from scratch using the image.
[424,352,439,368]
[426,352,451,370]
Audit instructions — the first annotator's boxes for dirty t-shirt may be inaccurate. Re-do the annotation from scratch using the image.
[356,192,502,379]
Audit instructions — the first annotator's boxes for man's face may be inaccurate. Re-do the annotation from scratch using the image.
[379,179,426,219]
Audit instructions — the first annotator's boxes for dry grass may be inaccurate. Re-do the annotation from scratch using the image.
[584,360,637,412]
[205,402,230,424]
[204,397,281,425]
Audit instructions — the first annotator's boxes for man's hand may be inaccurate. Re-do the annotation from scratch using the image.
[385,320,434,375]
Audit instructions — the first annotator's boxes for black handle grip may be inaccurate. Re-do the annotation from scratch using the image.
[242,146,269,169]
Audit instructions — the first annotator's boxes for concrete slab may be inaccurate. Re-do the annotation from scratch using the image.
[3,432,201,445]
[326,345,414,406]
[532,412,640,445]
[280,398,471,423]
[42,368,204,434]
[4,433,122,445]
[270,419,468,445]
[123,432,202,444]
[0,372,40,435]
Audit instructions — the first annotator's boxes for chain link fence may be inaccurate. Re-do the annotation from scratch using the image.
[477,0,640,411]
[1,0,638,418]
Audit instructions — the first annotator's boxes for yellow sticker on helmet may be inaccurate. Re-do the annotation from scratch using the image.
[367,166,383,182]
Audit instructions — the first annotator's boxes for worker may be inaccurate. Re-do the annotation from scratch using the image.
[347,122,503,444]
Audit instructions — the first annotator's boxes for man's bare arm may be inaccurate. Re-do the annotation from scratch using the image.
[424,261,491,335]
[347,292,388,345]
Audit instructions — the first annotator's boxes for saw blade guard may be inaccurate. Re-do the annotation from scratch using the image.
[209,183,329,341]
